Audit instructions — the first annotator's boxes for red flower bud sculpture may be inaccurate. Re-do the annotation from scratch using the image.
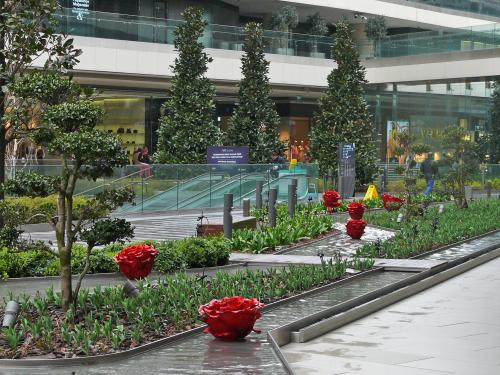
[322,190,341,213]
[346,219,367,239]
[199,296,264,341]
[347,201,365,220]
[113,244,158,280]
[381,194,404,212]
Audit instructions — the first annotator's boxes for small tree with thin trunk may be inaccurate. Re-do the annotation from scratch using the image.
[155,7,220,164]
[225,22,282,163]
[6,72,134,311]
[310,21,378,185]
[0,0,81,214]
[440,126,480,209]
[365,16,387,57]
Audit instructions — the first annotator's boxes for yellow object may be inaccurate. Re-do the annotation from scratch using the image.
[289,159,297,171]
[364,184,379,201]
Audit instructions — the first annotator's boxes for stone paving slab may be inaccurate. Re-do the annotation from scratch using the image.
[230,253,447,271]
[21,211,243,244]
[281,255,500,375]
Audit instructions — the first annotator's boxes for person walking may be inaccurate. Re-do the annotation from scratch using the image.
[139,146,152,178]
[420,152,438,196]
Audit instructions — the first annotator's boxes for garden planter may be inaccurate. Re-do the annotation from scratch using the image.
[347,202,365,220]
[381,193,404,212]
[323,190,341,213]
[113,244,158,280]
[346,219,367,239]
[199,296,264,341]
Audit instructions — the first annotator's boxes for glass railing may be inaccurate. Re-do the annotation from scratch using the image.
[363,22,500,59]
[5,163,319,212]
[55,8,333,59]
[406,0,500,19]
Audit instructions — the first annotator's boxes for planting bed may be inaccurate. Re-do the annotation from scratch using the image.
[357,199,500,259]
[0,259,362,359]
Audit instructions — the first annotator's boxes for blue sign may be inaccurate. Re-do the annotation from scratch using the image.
[207,146,249,165]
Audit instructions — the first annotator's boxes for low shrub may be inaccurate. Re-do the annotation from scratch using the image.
[0,195,96,225]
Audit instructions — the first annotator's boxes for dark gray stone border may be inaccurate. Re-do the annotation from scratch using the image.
[0,263,244,284]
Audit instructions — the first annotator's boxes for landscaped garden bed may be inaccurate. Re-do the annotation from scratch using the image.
[0,258,365,359]
[0,236,231,280]
[357,199,500,259]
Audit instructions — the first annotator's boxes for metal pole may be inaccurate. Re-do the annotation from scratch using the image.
[256,180,263,209]
[291,178,298,205]
[288,183,296,217]
[223,193,233,239]
[268,188,277,227]
[242,198,250,217]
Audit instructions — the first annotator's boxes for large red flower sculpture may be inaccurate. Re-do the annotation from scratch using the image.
[346,219,367,239]
[347,201,365,220]
[199,296,264,341]
[323,190,341,213]
[381,194,404,212]
[113,244,158,280]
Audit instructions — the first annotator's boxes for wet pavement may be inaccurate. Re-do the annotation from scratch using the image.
[282,255,500,375]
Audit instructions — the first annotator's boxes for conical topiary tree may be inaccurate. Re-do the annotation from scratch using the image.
[310,20,378,184]
[155,7,221,164]
[225,22,282,163]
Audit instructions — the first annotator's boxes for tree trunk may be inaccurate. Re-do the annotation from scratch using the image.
[0,0,7,229]
[59,247,72,311]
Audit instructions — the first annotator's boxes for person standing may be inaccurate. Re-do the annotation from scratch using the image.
[420,152,438,196]
[139,146,152,178]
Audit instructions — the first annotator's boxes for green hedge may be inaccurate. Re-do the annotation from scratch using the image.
[0,236,230,279]
[0,195,95,225]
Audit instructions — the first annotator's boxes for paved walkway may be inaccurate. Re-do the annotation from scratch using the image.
[282,255,500,375]
[21,211,243,244]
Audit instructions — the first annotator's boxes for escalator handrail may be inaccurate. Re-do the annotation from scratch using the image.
[75,169,148,196]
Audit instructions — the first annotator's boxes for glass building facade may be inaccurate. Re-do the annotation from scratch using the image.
[96,78,493,164]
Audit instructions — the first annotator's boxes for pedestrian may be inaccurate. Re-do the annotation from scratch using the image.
[420,152,438,196]
[139,146,152,178]
[270,151,285,178]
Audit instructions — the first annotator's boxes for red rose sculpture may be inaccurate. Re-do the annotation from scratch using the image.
[347,201,365,220]
[323,190,341,213]
[199,296,264,341]
[381,194,404,212]
[113,244,158,280]
[346,219,367,239]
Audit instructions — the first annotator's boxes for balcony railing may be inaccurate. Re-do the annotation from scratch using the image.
[55,8,334,59]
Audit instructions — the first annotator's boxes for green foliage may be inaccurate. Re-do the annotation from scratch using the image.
[488,80,500,164]
[365,16,387,41]
[225,23,282,162]
[0,195,96,226]
[155,7,221,164]
[358,199,500,258]
[271,5,299,32]
[305,13,329,36]
[154,236,230,273]
[79,218,134,249]
[0,259,350,356]
[71,245,119,275]
[2,172,58,198]
[232,204,333,253]
[309,21,378,184]
[440,126,481,208]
